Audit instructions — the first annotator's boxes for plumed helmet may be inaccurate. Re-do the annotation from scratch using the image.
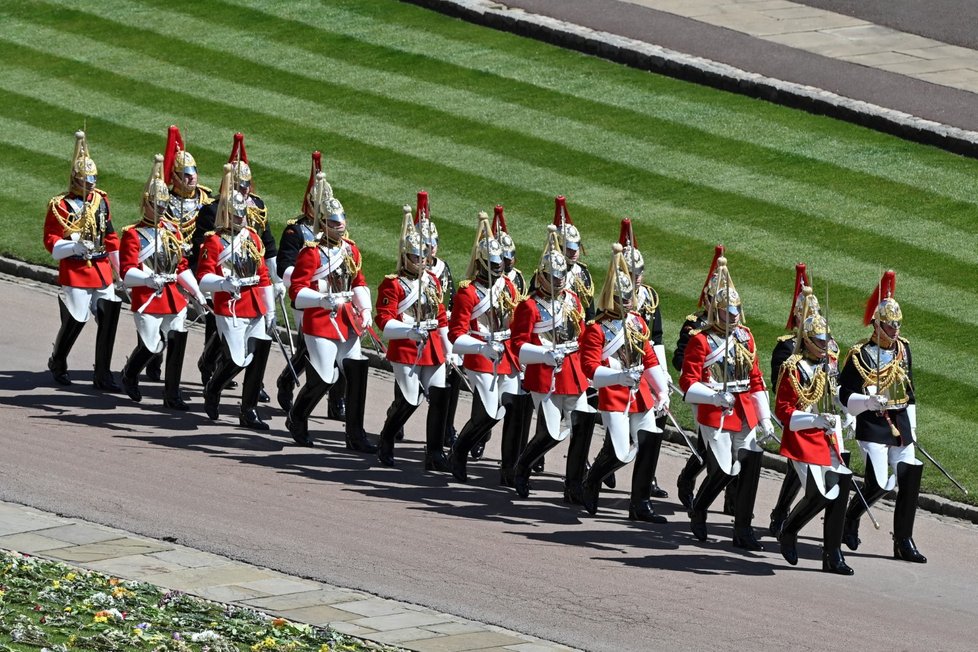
[535,225,568,297]
[596,244,634,316]
[163,125,197,181]
[796,286,829,342]
[864,270,902,326]
[227,132,253,189]
[398,205,426,277]
[552,195,584,254]
[698,244,725,308]
[414,190,438,246]
[141,153,170,223]
[301,151,323,217]
[786,263,814,330]
[707,257,745,327]
[617,218,644,277]
[69,130,97,194]
[465,211,503,280]
[214,164,244,231]
[491,205,516,261]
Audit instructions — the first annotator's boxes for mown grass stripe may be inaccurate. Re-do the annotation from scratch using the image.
[223,0,978,208]
[38,0,978,279]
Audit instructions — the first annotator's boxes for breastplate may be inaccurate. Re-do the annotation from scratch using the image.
[796,358,836,413]
[705,329,752,389]
[296,220,316,242]
[601,318,642,369]
[473,281,511,332]
[169,194,203,250]
[317,242,353,294]
[398,276,440,323]
[534,294,576,346]
[65,196,109,255]
[139,226,181,275]
[222,232,260,278]
[861,342,910,408]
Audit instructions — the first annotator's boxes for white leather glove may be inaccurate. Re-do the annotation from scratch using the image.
[220,277,242,295]
[713,391,735,409]
[759,418,776,440]
[478,341,504,362]
[146,274,164,291]
[519,343,563,367]
[847,393,887,415]
[273,281,287,300]
[813,413,837,431]
[610,368,641,388]
[265,309,277,329]
[407,327,427,343]
[358,309,372,329]
[319,293,339,310]
[842,412,856,438]
[656,393,670,412]
[52,239,89,260]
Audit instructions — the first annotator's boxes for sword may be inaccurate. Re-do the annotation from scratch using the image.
[270,325,299,385]
[365,325,387,355]
[277,293,295,356]
[448,356,474,393]
[916,441,968,495]
[662,406,702,464]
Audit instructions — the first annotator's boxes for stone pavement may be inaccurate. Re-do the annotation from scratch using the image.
[0,500,577,652]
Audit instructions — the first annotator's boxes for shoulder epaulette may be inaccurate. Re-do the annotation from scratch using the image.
[342,235,357,246]
[898,336,910,345]
[777,333,795,342]
[384,273,398,280]
[199,186,216,204]
[577,261,589,269]
[93,188,109,199]
[688,327,705,337]
[303,240,318,248]
[457,279,472,289]
[286,218,298,226]
[684,313,698,323]
[121,224,136,232]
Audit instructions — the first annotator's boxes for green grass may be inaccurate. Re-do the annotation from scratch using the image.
[0,0,975,503]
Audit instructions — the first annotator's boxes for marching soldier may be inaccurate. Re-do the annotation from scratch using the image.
[481,204,532,475]
[680,257,774,549]
[373,206,452,470]
[119,155,207,409]
[507,226,594,500]
[620,218,670,502]
[197,133,281,405]
[416,191,461,448]
[195,164,275,430]
[446,211,521,483]
[839,271,927,563]
[774,288,854,575]
[578,244,670,519]
[553,196,594,321]
[274,152,346,419]
[286,173,376,453]
[44,131,122,391]
[674,245,724,509]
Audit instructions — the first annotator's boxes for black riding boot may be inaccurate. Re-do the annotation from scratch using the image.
[443,367,462,448]
[676,430,707,509]
[287,364,331,447]
[688,448,735,542]
[822,472,854,575]
[564,409,596,505]
[732,450,765,550]
[769,469,802,539]
[377,384,419,467]
[276,334,306,412]
[163,330,190,410]
[893,461,927,563]
[145,352,162,382]
[648,414,669,498]
[512,417,561,498]
[343,358,377,453]
[327,375,346,422]
[449,393,499,483]
[93,299,121,391]
[629,430,667,523]
[843,456,890,551]
[203,342,243,421]
[500,393,533,486]
[424,386,452,471]
[48,299,86,385]
[723,476,739,517]
[581,435,627,516]
[778,473,829,566]
[239,339,271,431]
[197,328,223,387]
[121,341,156,403]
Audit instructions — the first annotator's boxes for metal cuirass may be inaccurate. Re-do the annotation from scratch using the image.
[137,226,181,275]
[534,292,577,347]
[316,241,355,295]
[220,232,261,279]
[861,341,910,408]
[64,195,109,256]
[472,280,512,335]
[168,193,205,252]
[601,315,643,369]
[398,275,440,324]
[705,327,752,391]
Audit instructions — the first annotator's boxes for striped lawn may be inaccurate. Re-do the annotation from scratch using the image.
[1,0,975,501]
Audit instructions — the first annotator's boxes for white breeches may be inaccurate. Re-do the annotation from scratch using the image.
[790,450,853,500]
[467,369,520,420]
[858,441,922,491]
[216,314,269,367]
[392,362,447,406]
[61,285,119,322]
[133,308,188,353]
[531,391,592,442]
[700,422,761,476]
[305,334,363,384]
[600,409,660,464]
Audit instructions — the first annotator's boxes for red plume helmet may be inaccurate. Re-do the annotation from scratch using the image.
[864,270,897,326]
[492,204,508,237]
[416,190,429,225]
[698,244,725,308]
[227,132,249,165]
[301,151,323,215]
[786,263,811,329]
[163,125,184,185]
[552,195,572,226]
[617,218,637,249]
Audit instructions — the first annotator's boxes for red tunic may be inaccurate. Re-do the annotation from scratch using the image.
[119,224,190,315]
[43,190,120,288]
[375,273,449,366]
[195,229,270,319]
[510,292,588,395]
[289,239,367,341]
[448,279,520,375]
[579,314,659,413]
[679,327,765,431]
[775,363,836,466]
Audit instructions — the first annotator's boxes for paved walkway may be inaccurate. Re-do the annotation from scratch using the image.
[0,499,576,652]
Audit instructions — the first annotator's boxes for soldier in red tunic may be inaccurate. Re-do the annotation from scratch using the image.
[287,173,376,453]
[680,258,774,548]
[507,226,594,500]
[44,131,122,390]
[373,206,451,470]
[446,211,522,483]
[774,288,854,575]
[578,244,670,518]
[118,155,207,409]
[195,164,275,430]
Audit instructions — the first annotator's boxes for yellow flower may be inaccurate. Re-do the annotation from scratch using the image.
[93,615,108,623]
[64,606,73,613]
[51,580,60,589]
[133,628,144,636]
[319,645,331,652]
[65,572,77,581]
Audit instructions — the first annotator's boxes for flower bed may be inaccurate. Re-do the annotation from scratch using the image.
[0,550,395,652]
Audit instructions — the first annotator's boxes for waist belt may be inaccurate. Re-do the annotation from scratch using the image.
[469,328,511,342]
[706,379,750,393]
